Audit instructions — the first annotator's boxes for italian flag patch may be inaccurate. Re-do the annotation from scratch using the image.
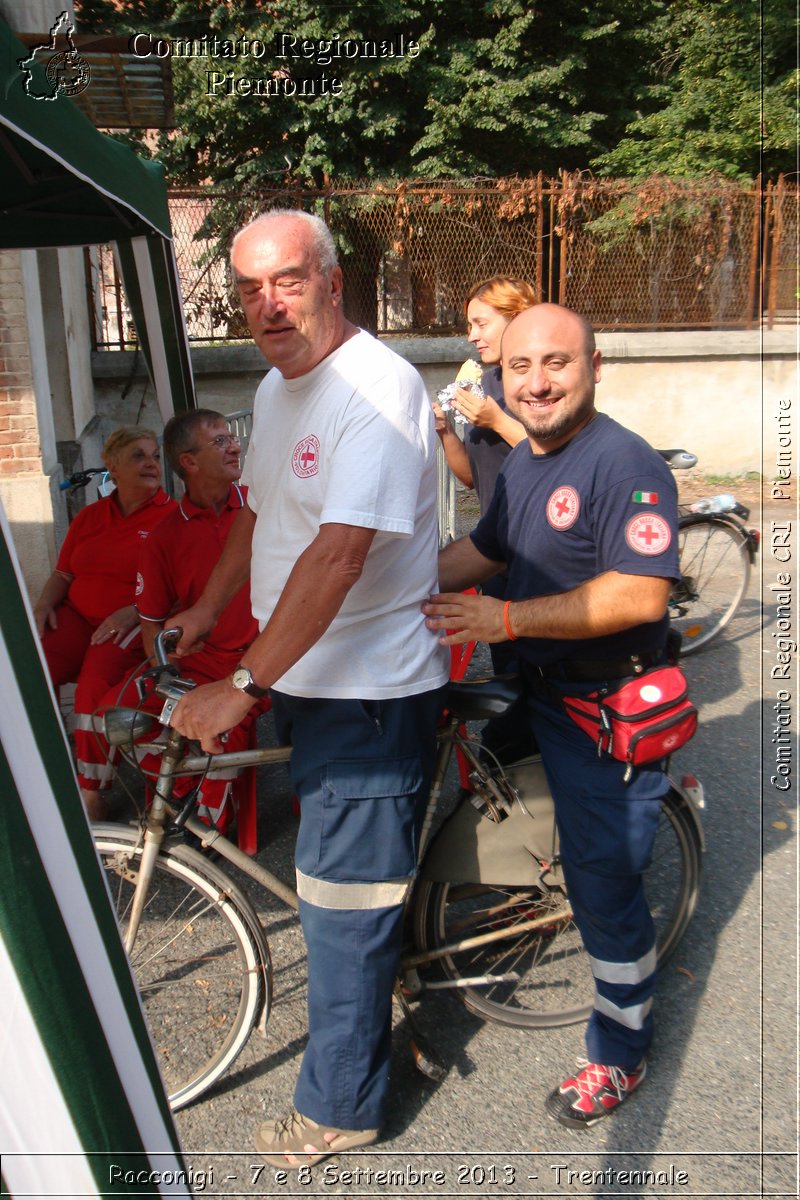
[632,490,659,504]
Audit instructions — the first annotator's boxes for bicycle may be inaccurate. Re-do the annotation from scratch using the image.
[660,450,760,655]
[93,629,705,1112]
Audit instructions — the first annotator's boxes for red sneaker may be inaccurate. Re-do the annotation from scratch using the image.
[545,1058,646,1129]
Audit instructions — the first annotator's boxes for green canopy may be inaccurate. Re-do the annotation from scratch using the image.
[1,18,195,1194]
[0,17,195,417]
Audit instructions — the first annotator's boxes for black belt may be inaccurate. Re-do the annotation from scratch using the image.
[527,652,660,683]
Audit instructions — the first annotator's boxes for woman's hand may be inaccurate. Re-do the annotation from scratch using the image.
[33,601,59,638]
[90,605,139,646]
[451,388,527,449]
[32,569,72,638]
[450,388,503,430]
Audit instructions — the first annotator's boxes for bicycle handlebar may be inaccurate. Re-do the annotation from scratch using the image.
[155,627,182,666]
[59,467,106,491]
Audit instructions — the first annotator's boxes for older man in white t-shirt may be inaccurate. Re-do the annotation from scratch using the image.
[170,210,448,1168]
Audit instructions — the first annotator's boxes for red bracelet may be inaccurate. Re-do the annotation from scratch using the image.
[503,600,518,641]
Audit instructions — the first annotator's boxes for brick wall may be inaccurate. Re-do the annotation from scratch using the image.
[0,250,42,478]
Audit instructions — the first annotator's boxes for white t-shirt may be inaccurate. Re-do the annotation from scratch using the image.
[240,329,449,699]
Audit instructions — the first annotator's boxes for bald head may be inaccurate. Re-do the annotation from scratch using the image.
[501,303,602,453]
[502,303,596,358]
[230,209,354,378]
[231,209,338,277]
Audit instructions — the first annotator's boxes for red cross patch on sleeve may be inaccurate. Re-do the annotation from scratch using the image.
[625,513,672,555]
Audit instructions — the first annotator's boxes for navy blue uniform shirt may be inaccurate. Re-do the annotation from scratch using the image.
[470,413,680,666]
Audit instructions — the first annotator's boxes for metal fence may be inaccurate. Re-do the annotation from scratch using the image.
[765,175,799,324]
[89,174,796,349]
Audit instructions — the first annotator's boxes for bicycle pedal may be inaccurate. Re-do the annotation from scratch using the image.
[410,1037,447,1083]
[400,968,423,999]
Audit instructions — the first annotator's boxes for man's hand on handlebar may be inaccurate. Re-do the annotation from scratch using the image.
[154,629,253,754]
[166,602,216,657]
[169,678,254,755]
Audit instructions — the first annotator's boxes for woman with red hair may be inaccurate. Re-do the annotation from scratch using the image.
[434,276,537,763]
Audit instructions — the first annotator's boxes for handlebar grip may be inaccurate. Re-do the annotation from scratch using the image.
[59,468,105,491]
[155,626,183,666]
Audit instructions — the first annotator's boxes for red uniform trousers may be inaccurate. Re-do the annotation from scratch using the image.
[41,601,146,791]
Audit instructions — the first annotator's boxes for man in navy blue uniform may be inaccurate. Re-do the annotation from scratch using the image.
[423,303,680,1129]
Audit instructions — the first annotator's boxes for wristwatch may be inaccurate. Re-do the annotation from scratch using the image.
[231,665,268,698]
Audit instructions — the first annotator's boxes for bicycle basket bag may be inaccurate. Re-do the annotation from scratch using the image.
[562,665,698,781]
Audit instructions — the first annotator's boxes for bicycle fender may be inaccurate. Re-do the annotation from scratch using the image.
[168,838,274,1016]
[680,510,756,561]
[421,757,564,887]
[668,773,706,853]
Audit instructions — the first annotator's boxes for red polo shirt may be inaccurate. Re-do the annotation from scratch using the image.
[136,484,258,673]
[56,488,175,625]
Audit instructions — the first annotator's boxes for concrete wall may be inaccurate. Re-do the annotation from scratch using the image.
[8,323,796,593]
[92,327,797,478]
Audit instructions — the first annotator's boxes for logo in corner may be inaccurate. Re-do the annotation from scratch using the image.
[292,435,320,478]
[547,485,580,530]
[17,11,91,101]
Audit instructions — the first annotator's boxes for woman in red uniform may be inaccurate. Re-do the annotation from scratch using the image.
[33,427,175,818]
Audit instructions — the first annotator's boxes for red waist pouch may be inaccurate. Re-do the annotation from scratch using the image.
[562,665,698,781]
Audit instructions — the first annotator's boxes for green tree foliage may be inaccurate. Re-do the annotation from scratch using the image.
[75,0,789,186]
[596,0,797,179]
[400,0,661,176]
[74,0,663,183]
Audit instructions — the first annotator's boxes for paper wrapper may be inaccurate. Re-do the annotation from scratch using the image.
[436,359,484,423]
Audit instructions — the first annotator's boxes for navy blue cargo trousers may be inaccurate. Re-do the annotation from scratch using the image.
[271,685,447,1132]
[526,679,668,1071]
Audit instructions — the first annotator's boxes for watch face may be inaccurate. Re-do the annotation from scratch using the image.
[232,667,251,690]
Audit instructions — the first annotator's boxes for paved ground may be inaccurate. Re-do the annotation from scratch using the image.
[114,484,796,1198]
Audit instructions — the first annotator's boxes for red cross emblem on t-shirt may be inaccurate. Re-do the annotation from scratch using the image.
[547,485,580,530]
[625,513,671,555]
[292,434,320,478]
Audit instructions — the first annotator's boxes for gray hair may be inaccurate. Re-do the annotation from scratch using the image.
[163,408,227,479]
[230,209,338,276]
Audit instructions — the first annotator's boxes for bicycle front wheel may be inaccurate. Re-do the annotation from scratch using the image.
[94,824,271,1110]
[411,787,701,1029]
[671,515,750,654]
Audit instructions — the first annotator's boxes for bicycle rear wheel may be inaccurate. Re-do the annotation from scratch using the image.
[94,824,271,1110]
[411,787,701,1029]
[671,515,750,655]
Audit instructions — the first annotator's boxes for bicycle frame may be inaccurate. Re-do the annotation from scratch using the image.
[106,622,705,995]
[106,676,582,979]
[97,629,706,1106]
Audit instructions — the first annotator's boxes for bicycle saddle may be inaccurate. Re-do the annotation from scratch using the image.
[445,675,522,722]
[658,448,698,470]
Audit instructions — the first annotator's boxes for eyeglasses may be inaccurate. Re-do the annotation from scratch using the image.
[191,433,241,452]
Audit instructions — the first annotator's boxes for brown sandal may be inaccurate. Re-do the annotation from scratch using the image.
[254,1110,379,1167]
